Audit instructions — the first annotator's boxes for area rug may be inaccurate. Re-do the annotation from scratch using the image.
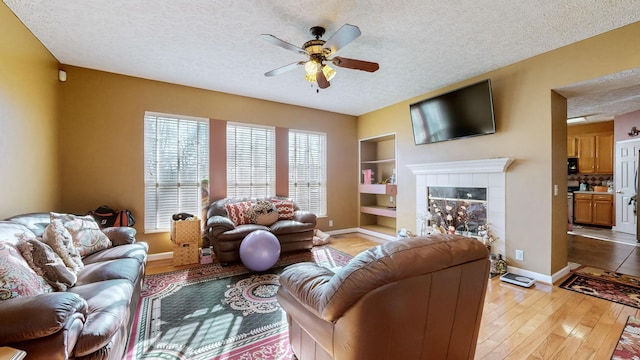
[559,266,640,309]
[125,246,352,360]
[612,316,640,360]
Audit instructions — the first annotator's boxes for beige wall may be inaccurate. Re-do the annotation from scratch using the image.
[0,4,60,218]
[358,22,640,276]
[57,66,358,254]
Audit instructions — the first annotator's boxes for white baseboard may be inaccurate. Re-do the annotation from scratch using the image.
[504,264,570,285]
[356,228,397,241]
[148,251,173,262]
[325,228,359,236]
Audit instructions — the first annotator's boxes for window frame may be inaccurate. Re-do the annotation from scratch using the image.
[143,112,209,233]
[288,129,327,216]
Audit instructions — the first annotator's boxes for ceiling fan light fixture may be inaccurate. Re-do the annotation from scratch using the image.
[304,60,319,76]
[304,62,337,84]
[323,64,336,81]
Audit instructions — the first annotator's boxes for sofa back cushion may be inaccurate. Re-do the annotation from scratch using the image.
[3,213,50,238]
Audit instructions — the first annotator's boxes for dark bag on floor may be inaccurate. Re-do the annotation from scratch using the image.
[89,205,117,227]
[113,209,135,227]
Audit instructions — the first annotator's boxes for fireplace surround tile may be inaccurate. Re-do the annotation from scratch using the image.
[408,158,514,256]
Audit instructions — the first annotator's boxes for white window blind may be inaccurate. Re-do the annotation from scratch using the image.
[144,112,209,232]
[289,130,327,216]
[226,122,276,198]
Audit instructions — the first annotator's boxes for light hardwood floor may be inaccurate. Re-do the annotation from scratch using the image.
[146,233,637,359]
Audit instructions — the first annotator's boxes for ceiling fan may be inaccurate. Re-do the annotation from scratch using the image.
[261,24,379,89]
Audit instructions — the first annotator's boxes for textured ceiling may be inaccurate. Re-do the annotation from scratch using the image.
[4,0,640,117]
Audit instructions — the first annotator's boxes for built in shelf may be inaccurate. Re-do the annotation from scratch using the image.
[360,224,397,237]
[360,205,397,218]
[359,184,397,195]
[361,158,395,164]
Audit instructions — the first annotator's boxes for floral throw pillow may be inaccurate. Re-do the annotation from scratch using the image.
[50,212,112,257]
[17,238,77,291]
[0,241,53,301]
[225,201,253,226]
[42,219,84,274]
[271,199,295,220]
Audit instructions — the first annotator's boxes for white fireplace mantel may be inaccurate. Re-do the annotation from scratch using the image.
[407,157,514,175]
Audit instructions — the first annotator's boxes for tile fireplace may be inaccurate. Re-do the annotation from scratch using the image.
[408,158,514,256]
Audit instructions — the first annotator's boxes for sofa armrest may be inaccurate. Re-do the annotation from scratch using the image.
[278,262,336,319]
[101,226,137,246]
[206,215,235,235]
[0,292,87,344]
[293,211,317,226]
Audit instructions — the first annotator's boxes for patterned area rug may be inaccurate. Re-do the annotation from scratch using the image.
[559,266,640,308]
[612,316,640,360]
[125,246,352,360]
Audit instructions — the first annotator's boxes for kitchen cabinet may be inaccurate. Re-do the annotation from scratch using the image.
[576,132,613,174]
[567,136,577,157]
[359,133,396,237]
[573,193,613,226]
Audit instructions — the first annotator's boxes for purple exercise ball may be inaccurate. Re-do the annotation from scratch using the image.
[239,230,281,271]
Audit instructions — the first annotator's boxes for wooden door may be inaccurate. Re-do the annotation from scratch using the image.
[574,194,593,224]
[596,133,614,173]
[577,135,595,173]
[593,195,613,226]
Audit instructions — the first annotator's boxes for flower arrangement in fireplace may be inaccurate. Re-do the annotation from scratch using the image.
[429,198,470,234]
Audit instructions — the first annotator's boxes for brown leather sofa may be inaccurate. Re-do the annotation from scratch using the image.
[277,234,490,360]
[0,213,148,360]
[204,197,316,264]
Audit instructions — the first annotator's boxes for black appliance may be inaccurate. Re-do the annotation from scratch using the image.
[568,158,578,174]
[409,79,496,145]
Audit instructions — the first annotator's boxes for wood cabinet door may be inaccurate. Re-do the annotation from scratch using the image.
[577,135,595,173]
[595,133,614,174]
[567,136,577,157]
[574,197,593,224]
[593,198,613,226]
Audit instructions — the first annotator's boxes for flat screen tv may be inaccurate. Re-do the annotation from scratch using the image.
[410,79,496,145]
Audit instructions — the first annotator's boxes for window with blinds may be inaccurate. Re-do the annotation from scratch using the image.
[289,130,327,216]
[226,122,276,198]
[144,112,209,233]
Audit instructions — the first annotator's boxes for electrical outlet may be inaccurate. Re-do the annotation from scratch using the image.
[329,220,333,227]
[515,249,524,261]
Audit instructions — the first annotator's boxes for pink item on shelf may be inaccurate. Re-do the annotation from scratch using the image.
[362,169,373,184]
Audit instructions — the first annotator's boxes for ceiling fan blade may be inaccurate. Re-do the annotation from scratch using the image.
[316,66,330,89]
[264,61,304,77]
[260,34,307,55]
[323,24,361,56]
[332,56,380,72]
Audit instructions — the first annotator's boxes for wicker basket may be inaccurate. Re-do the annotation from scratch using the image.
[170,218,201,245]
[173,242,200,266]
